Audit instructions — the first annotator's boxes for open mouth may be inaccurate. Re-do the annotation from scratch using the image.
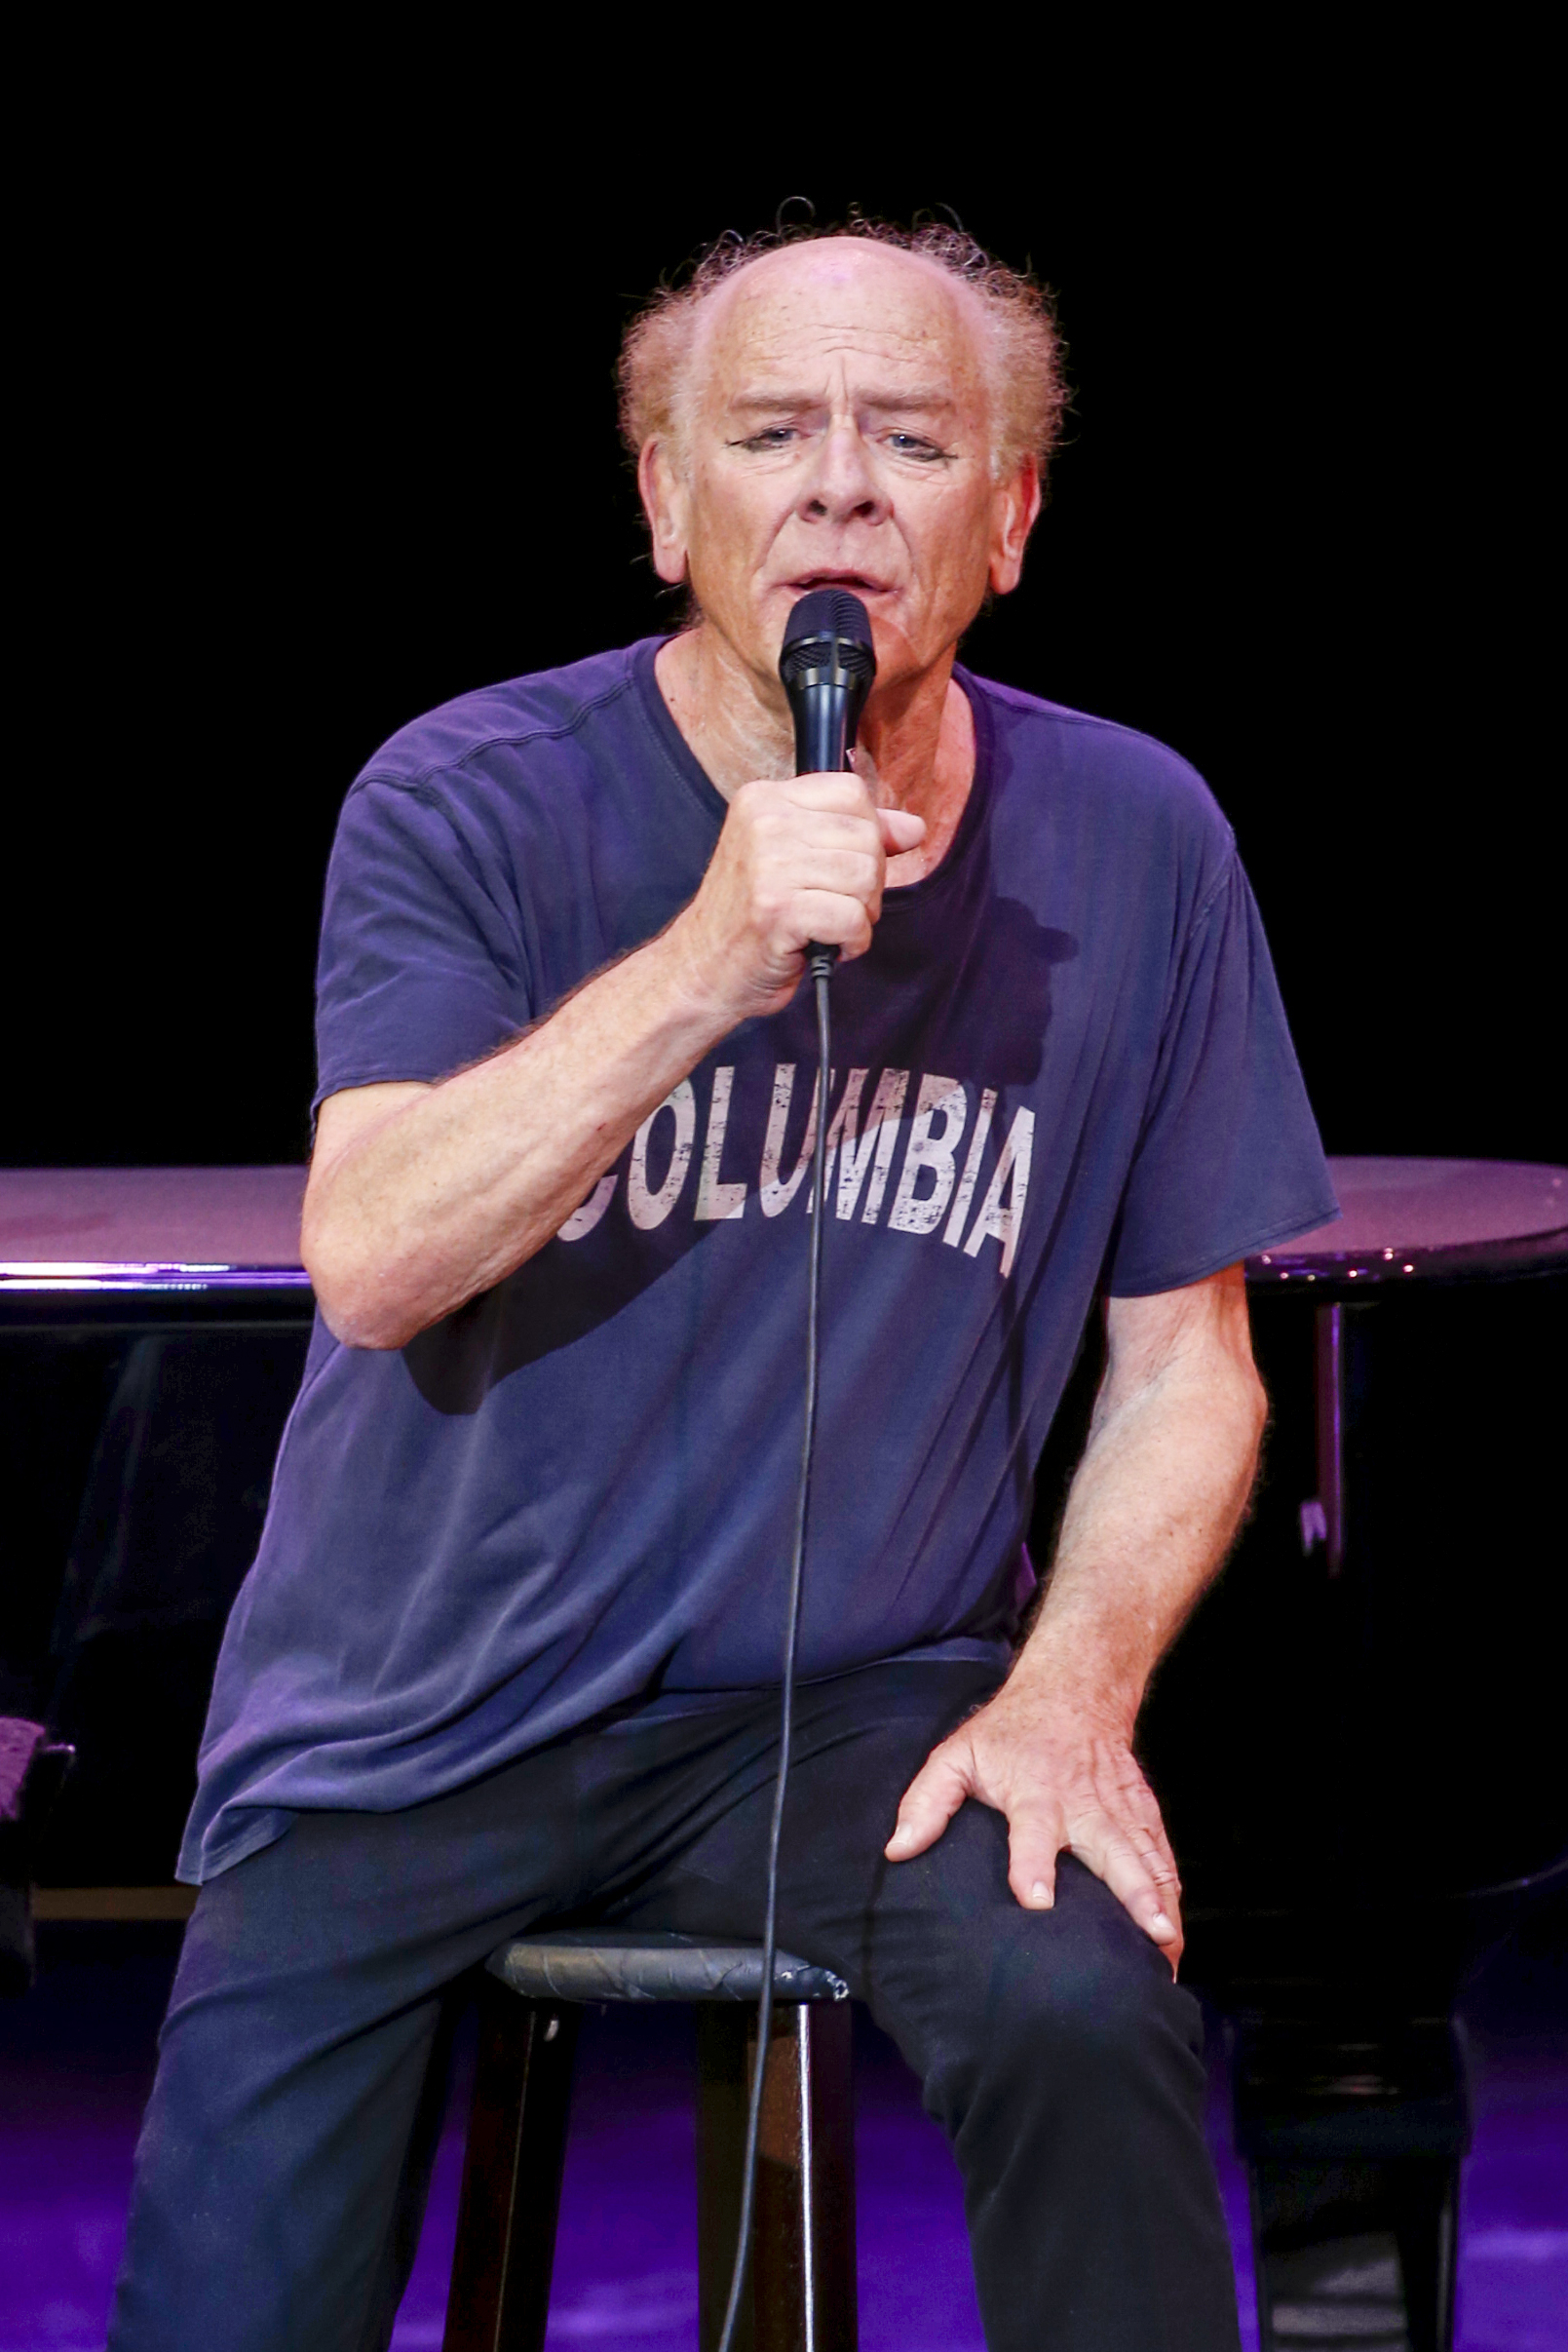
[785,570,892,598]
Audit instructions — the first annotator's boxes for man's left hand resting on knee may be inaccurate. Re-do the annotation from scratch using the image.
[888,1264,1265,1971]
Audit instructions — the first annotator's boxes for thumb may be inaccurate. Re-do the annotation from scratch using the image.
[879,807,927,854]
[885,1744,973,1862]
[1006,1805,1066,1912]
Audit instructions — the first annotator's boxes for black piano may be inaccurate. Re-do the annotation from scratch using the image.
[0,1169,313,1889]
[3,1157,1564,2352]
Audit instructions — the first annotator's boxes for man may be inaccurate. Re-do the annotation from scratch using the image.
[111,223,1335,2350]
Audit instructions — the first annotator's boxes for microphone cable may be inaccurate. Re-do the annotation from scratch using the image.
[714,946,833,2352]
[715,589,874,2351]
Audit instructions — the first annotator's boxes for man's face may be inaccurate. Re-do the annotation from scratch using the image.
[642,241,1038,702]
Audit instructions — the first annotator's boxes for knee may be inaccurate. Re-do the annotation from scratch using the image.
[923,1871,1202,2134]
[997,1914,1184,2081]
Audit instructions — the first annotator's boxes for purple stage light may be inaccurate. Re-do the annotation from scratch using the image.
[2,1938,1563,2350]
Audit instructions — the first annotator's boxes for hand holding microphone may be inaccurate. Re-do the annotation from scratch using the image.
[678,591,924,1019]
[780,587,882,984]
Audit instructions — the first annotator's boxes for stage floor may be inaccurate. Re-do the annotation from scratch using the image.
[1,1920,1563,2351]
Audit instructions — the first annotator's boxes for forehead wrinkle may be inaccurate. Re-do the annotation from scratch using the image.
[725,302,976,363]
[721,331,971,386]
[690,245,991,426]
[724,385,962,414]
[700,353,986,455]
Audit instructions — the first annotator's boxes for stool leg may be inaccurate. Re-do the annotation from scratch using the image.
[443,1979,580,2352]
[697,2006,755,2352]
[697,2001,857,2352]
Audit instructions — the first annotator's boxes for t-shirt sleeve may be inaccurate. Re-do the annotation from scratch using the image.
[1105,850,1338,1295]
[313,776,533,1111]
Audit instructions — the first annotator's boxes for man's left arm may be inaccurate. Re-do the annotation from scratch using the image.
[885,1261,1267,1972]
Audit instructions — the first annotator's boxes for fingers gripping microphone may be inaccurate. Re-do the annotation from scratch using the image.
[779,588,877,983]
[713,597,877,2352]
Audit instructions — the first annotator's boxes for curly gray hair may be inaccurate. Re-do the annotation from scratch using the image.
[618,217,1067,486]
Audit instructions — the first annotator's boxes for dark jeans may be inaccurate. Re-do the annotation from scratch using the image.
[108,1660,1241,2351]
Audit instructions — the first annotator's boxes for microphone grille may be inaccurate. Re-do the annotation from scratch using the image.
[782,587,874,652]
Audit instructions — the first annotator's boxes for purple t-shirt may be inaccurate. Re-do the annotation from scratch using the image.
[181,639,1335,1881]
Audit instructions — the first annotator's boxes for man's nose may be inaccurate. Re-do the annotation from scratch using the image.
[799,421,889,528]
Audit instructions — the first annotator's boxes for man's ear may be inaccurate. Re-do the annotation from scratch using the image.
[638,440,690,586]
[988,457,1043,598]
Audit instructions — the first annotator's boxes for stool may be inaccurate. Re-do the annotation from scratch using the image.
[442,1929,858,2352]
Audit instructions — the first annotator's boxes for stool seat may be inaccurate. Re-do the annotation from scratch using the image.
[486,1928,849,2006]
[446,1928,858,2351]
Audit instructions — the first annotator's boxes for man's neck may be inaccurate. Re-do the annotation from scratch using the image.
[655,622,975,885]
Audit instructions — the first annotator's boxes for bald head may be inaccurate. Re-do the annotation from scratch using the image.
[620,220,1065,487]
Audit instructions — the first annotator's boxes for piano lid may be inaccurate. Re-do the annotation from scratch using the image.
[1250,1157,1568,1289]
[1,1157,1564,1302]
[0,1167,309,1295]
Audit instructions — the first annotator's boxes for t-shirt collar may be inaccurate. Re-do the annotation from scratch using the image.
[628,634,993,902]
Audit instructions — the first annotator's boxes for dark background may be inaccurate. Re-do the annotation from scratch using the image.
[11,111,1560,1173]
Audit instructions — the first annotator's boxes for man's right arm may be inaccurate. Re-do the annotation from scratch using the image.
[303,773,923,1349]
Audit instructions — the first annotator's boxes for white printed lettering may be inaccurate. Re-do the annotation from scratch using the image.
[556,1174,616,1242]
[837,1069,910,1224]
[807,1069,862,1215]
[758,1063,821,1218]
[694,1066,746,1221]
[943,1087,997,1248]
[962,1106,1036,1278]
[888,1076,968,1235]
[627,1081,697,1229]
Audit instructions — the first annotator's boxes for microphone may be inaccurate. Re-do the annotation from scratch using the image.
[779,589,877,981]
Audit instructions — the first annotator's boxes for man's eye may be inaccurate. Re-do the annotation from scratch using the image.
[733,427,799,452]
[886,433,949,462]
